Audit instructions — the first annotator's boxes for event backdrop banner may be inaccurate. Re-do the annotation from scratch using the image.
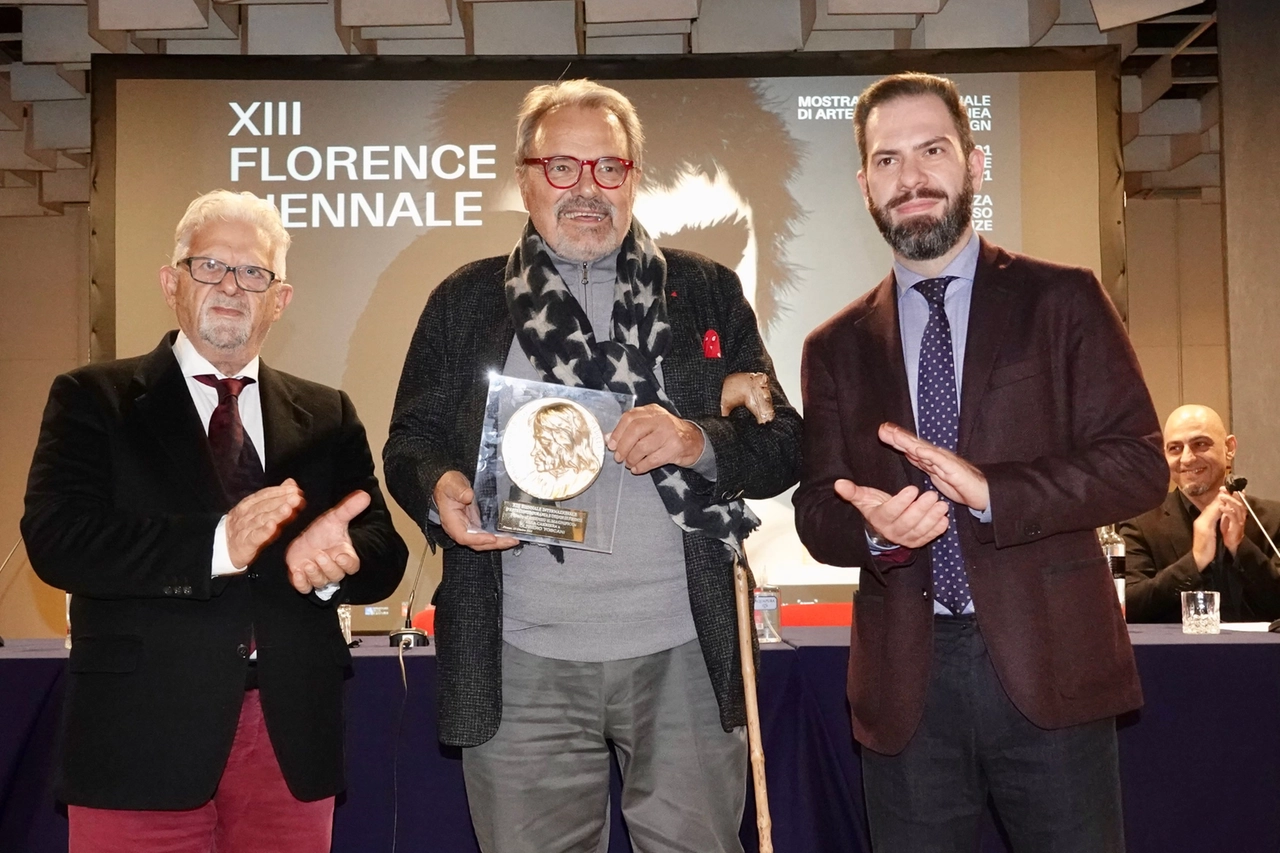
[93,52,1121,621]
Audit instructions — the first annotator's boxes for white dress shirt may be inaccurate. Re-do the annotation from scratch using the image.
[171,332,263,578]
[171,333,338,600]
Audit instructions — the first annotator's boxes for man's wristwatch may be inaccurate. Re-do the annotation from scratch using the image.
[867,531,900,551]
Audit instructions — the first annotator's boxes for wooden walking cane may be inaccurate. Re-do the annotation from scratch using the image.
[735,553,774,853]
[721,370,776,851]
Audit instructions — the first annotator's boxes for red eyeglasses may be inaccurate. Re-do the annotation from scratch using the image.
[522,156,635,190]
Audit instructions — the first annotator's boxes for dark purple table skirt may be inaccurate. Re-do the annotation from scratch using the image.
[2,625,1278,853]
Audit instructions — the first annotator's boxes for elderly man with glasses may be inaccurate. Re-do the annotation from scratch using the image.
[384,79,802,853]
[22,189,407,853]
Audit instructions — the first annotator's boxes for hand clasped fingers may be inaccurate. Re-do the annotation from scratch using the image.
[235,480,304,512]
[899,499,951,546]
[608,406,663,453]
[879,424,961,471]
[833,479,895,510]
[438,505,477,540]
[1221,491,1246,512]
[243,511,289,546]
[288,565,314,594]
[452,528,520,551]
[290,552,343,593]
[230,498,300,554]
[877,422,927,452]
[467,533,521,551]
[869,488,950,548]
[609,405,693,472]
[311,549,350,584]
[619,431,674,474]
[230,484,303,530]
[439,504,518,552]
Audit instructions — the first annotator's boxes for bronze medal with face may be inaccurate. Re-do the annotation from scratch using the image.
[501,398,605,501]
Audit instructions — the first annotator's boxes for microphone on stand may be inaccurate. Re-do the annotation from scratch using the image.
[1223,476,1280,633]
[0,536,26,647]
[1225,474,1279,558]
[389,544,430,649]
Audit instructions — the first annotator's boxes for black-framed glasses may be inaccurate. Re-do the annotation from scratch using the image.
[180,256,279,293]
[522,156,635,190]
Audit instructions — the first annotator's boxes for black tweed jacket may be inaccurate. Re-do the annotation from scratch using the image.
[384,248,802,747]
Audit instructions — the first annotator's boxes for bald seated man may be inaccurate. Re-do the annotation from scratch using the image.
[1121,404,1280,622]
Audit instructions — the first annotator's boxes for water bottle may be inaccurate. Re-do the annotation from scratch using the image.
[753,585,782,644]
[1098,525,1126,618]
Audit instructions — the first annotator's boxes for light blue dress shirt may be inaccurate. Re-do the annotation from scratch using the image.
[875,233,989,614]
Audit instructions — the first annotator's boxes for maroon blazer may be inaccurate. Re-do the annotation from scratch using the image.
[794,239,1168,755]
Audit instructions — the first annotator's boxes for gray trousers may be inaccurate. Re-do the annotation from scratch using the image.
[462,640,747,853]
[862,616,1126,853]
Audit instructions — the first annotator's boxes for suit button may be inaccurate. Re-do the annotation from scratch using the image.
[182,586,192,595]
[163,586,173,595]
[248,571,258,580]
[1023,523,1041,537]
[236,644,250,658]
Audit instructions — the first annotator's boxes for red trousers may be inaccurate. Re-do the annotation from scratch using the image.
[68,689,334,853]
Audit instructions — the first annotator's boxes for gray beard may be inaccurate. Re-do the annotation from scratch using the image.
[198,305,250,351]
[870,179,974,262]
[1181,481,1215,498]
[551,197,621,263]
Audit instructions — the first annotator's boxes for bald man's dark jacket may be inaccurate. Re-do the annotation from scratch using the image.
[22,333,408,809]
[1121,488,1280,622]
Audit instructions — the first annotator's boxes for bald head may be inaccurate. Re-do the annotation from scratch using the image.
[1162,405,1237,509]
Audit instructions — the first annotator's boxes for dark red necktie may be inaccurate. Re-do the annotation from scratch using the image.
[193,375,264,504]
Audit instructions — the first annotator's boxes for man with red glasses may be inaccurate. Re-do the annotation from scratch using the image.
[384,79,801,852]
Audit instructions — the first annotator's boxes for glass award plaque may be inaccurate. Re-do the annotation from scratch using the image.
[468,375,634,553]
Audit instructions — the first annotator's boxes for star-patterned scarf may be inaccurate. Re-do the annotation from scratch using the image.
[504,218,759,555]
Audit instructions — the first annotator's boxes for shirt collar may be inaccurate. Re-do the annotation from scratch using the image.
[172,330,260,381]
[894,231,981,299]
[545,241,621,285]
[1176,487,1203,521]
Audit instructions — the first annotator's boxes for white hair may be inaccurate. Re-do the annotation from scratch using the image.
[515,79,645,171]
[170,190,292,281]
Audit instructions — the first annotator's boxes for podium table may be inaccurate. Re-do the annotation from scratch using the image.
[2,625,1278,853]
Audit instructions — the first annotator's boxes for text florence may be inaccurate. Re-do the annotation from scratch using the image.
[234,143,496,228]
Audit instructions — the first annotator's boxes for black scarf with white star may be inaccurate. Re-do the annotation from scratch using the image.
[504,218,758,555]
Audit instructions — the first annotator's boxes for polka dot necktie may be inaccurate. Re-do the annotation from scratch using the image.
[193,375,264,504]
[914,277,972,614]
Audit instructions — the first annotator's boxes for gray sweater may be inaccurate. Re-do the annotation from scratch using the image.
[383,247,802,746]
[500,249,703,661]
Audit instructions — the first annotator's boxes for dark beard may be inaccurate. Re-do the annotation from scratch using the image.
[869,175,973,262]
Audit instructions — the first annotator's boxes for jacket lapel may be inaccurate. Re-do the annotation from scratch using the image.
[1159,490,1195,563]
[957,239,1016,456]
[863,274,922,488]
[867,273,916,436]
[258,363,313,483]
[469,284,517,449]
[130,333,226,511]
[661,266,702,417]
